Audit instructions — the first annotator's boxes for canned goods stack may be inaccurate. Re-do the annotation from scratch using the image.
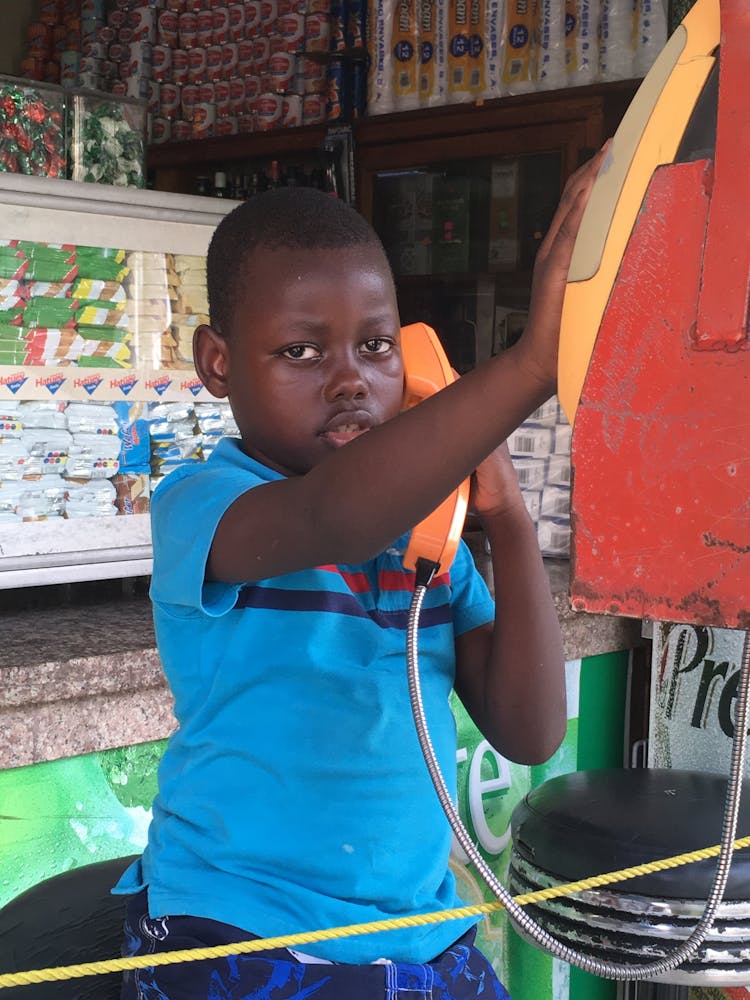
[19,0,150,97]
[145,0,368,141]
[19,0,368,146]
[19,0,84,87]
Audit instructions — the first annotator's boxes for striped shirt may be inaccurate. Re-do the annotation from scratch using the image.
[117,437,495,964]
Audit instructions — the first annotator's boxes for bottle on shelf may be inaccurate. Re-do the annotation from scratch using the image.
[323,158,338,197]
[228,174,246,200]
[321,140,342,198]
[213,171,228,198]
[273,159,295,189]
[192,154,347,203]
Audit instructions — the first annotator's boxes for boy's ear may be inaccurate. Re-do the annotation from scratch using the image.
[193,324,230,399]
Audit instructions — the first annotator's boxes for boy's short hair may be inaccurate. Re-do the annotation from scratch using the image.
[206,187,389,335]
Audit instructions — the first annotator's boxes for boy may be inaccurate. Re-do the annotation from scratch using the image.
[116,147,606,999]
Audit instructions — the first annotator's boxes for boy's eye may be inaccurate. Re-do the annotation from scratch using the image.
[281,344,320,360]
[362,338,393,355]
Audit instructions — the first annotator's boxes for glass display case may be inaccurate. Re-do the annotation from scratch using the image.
[357,86,635,558]
[356,87,633,369]
[371,150,562,371]
[0,172,235,587]
[68,89,148,189]
[371,143,572,555]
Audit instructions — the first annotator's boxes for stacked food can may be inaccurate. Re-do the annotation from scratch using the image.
[19,0,85,86]
[20,0,368,145]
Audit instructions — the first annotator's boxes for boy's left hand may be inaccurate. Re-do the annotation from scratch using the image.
[469,441,526,523]
[447,367,525,523]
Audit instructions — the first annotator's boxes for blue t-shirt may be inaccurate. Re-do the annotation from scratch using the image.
[115,437,495,963]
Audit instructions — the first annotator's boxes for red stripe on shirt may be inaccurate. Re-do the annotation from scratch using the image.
[318,566,450,593]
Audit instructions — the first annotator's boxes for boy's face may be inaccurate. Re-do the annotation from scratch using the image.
[197,243,404,476]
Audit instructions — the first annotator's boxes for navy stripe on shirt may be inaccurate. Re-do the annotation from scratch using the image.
[234,585,453,629]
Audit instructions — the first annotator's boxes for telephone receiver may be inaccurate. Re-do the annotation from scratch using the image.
[400,322,470,574]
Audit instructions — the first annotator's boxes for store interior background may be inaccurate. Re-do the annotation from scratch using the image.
[5,8,747,1000]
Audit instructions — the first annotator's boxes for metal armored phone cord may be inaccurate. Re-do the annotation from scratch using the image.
[408,557,750,981]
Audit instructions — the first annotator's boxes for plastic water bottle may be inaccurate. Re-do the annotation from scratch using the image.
[634,0,668,77]
[565,0,600,88]
[599,0,635,81]
[537,0,567,90]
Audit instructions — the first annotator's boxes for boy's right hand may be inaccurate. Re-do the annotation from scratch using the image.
[514,141,611,394]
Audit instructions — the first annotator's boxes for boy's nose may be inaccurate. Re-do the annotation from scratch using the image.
[324,357,367,401]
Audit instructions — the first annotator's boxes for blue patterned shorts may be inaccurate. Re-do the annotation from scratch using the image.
[120,890,512,999]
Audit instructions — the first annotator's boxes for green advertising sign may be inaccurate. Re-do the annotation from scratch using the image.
[449,653,627,1000]
[0,741,164,909]
[1,651,629,1000]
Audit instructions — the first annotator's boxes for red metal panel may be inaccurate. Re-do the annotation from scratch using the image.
[570,160,750,628]
[695,0,750,349]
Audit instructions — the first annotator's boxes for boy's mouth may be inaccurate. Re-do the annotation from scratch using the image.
[323,423,370,447]
[321,412,373,447]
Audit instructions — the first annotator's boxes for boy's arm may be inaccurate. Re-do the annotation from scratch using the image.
[208,147,607,585]
[453,444,566,765]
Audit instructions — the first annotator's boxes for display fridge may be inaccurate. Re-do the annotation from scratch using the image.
[0,172,236,589]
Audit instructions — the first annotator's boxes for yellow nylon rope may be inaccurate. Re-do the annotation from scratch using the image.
[2,833,749,990]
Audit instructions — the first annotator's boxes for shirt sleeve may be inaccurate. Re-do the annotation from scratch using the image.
[149,459,259,616]
[449,539,496,637]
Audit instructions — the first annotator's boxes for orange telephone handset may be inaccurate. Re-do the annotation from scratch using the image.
[400,322,470,574]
